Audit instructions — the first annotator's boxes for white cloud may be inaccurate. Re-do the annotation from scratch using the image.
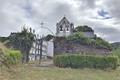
[0,0,120,42]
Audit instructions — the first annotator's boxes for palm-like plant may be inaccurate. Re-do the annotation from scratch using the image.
[9,27,35,63]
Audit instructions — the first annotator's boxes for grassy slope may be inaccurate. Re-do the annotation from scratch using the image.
[112,48,120,59]
[0,42,7,50]
[1,65,120,80]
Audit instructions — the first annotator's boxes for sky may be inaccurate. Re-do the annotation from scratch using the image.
[0,0,120,43]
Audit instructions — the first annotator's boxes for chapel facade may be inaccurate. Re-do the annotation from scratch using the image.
[56,17,74,37]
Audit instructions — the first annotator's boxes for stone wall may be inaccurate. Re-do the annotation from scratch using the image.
[54,38,111,55]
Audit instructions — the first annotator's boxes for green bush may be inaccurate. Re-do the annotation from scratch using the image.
[74,25,94,32]
[54,54,119,69]
[112,48,120,64]
[5,50,22,65]
[54,55,70,68]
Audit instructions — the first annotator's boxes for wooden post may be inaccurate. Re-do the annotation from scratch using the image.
[39,38,43,64]
[34,41,36,60]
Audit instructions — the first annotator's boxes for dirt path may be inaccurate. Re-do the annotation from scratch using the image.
[28,59,54,68]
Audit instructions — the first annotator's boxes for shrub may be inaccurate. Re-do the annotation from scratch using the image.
[54,54,119,69]
[74,25,94,32]
[54,55,70,68]
[5,49,22,65]
[112,48,120,64]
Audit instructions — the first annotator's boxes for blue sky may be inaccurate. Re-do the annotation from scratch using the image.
[97,9,112,19]
[0,0,120,42]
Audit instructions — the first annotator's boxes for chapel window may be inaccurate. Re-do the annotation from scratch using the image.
[60,26,63,31]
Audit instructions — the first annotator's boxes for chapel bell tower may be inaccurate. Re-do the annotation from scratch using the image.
[56,16,74,37]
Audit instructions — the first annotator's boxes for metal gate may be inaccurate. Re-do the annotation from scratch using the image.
[29,36,48,64]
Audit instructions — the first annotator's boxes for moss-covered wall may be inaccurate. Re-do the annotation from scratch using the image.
[54,37,111,55]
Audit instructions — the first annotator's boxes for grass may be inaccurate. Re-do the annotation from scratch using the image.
[1,64,120,80]
[0,41,120,80]
[0,42,7,51]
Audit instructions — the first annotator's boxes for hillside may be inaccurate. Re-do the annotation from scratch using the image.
[0,42,8,52]
[112,47,120,59]
[111,42,120,49]
[0,37,8,42]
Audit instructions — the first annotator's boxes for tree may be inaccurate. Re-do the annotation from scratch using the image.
[74,25,94,32]
[9,26,35,63]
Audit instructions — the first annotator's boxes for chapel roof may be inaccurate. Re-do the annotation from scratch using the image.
[57,16,70,25]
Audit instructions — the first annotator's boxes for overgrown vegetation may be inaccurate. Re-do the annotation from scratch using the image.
[4,50,22,65]
[66,32,112,49]
[74,25,94,32]
[0,42,22,68]
[0,27,35,63]
[54,54,118,69]
[112,48,120,64]
[9,27,35,63]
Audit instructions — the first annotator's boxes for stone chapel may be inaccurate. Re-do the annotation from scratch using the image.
[56,16,74,37]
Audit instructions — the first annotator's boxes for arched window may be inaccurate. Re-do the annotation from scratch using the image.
[60,26,63,31]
